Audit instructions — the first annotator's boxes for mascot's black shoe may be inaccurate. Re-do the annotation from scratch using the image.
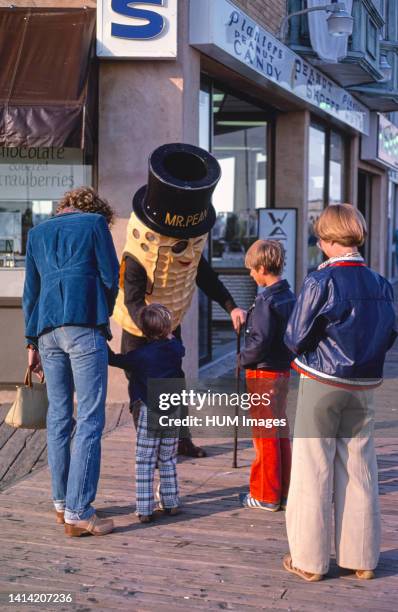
[178,438,207,458]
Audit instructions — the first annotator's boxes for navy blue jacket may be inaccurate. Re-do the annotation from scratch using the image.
[23,212,120,346]
[285,262,397,380]
[240,279,296,371]
[108,337,185,404]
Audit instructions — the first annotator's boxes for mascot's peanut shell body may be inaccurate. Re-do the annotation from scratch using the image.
[113,212,207,337]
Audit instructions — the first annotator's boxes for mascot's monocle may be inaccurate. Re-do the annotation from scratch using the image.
[113,143,245,457]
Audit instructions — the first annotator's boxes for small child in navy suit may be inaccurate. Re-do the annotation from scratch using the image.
[108,303,184,522]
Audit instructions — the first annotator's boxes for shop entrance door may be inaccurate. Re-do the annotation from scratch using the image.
[358,171,372,263]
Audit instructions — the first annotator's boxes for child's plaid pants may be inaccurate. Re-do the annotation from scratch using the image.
[136,403,179,516]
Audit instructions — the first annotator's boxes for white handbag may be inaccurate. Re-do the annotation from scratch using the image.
[5,368,48,429]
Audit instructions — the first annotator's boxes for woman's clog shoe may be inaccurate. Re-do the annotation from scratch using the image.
[64,514,114,537]
[55,511,65,524]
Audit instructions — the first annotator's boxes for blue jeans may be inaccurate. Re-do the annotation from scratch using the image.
[38,326,108,521]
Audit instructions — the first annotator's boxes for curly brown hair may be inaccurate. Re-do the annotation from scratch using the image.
[56,187,115,225]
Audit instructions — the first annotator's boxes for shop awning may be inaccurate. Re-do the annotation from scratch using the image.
[0,8,96,150]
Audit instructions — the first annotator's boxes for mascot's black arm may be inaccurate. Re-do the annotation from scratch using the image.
[196,256,237,313]
[123,255,237,330]
[124,256,148,328]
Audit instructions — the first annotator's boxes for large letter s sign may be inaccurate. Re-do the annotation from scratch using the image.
[111,0,165,40]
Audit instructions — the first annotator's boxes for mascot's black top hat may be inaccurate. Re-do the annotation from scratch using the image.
[132,143,221,238]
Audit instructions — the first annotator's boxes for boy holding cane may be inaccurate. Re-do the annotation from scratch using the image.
[239,240,296,511]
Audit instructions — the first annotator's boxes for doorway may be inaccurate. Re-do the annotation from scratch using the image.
[357,171,372,263]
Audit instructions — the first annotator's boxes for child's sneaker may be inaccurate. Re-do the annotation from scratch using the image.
[239,492,279,512]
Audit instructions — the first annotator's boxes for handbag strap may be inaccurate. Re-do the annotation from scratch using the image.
[24,368,45,386]
[24,367,32,387]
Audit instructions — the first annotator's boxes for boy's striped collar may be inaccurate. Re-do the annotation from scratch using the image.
[317,253,365,270]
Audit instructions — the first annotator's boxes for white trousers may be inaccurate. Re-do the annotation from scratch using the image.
[286,377,380,574]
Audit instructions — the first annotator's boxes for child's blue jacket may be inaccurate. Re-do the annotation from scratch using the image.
[240,279,296,371]
[23,212,120,346]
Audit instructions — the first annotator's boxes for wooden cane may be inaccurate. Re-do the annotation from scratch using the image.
[233,322,241,469]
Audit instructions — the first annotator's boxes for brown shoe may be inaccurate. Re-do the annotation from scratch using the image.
[64,514,114,537]
[138,514,153,523]
[178,438,207,458]
[56,511,65,524]
[283,554,324,582]
[355,569,375,580]
[163,507,180,516]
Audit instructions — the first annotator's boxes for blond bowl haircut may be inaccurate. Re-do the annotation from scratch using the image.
[245,239,285,276]
[314,204,367,247]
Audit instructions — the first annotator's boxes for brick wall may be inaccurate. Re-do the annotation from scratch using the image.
[233,0,287,35]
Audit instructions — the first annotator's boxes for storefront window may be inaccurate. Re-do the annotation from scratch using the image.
[199,81,271,364]
[307,124,345,271]
[212,88,267,268]
[329,131,344,203]
[0,147,92,274]
[308,126,326,271]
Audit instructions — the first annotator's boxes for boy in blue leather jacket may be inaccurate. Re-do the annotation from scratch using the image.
[283,204,397,582]
[239,240,296,512]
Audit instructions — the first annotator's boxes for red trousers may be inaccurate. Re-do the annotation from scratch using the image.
[246,370,292,505]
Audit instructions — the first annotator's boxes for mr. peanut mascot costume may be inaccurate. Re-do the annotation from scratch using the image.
[113,143,245,457]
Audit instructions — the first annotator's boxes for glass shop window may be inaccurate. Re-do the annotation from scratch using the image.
[0,147,92,275]
[307,124,346,272]
[211,88,267,269]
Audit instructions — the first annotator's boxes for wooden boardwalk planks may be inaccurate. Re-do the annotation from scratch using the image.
[0,423,396,611]
[0,403,129,492]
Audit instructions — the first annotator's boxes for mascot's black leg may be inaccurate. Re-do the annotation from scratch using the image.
[177,371,207,458]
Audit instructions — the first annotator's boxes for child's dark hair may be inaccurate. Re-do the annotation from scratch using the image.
[140,304,172,340]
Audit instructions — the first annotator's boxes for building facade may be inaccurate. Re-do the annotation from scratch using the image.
[0,0,397,399]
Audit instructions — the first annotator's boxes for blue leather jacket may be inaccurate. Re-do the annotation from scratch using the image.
[23,212,120,346]
[240,279,296,371]
[285,260,397,381]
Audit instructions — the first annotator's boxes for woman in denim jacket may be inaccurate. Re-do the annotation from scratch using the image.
[23,187,119,537]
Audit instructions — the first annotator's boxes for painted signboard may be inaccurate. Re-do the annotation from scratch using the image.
[258,208,297,290]
[97,0,178,58]
[190,0,369,134]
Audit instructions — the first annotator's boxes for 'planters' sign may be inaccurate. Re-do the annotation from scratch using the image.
[190,0,369,134]
[97,0,177,58]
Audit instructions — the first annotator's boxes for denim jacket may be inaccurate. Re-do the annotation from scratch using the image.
[285,259,397,383]
[23,212,120,346]
[240,279,296,371]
